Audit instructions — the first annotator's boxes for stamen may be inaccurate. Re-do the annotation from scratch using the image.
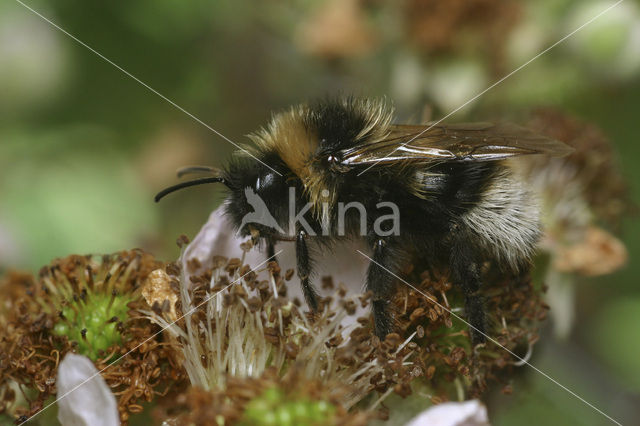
[106,289,117,315]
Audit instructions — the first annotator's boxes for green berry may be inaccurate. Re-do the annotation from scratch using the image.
[52,291,132,360]
[241,387,336,426]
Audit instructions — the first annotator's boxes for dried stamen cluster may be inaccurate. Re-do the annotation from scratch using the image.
[145,246,422,424]
[527,108,632,230]
[0,242,549,424]
[147,238,548,424]
[390,266,547,401]
[404,0,521,70]
[0,250,184,422]
[157,367,370,426]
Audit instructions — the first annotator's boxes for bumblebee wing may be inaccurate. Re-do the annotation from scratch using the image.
[338,122,573,167]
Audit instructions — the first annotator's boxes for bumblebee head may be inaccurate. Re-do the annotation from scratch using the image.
[222,157,294,238]
[154,153,298,238]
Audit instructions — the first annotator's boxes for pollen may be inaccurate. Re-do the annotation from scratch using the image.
[141,268,178,321]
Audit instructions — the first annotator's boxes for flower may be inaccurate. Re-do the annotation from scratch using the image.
[295,0,376,59]
[387,265,547,400]
[404,0,521,71]
[0,250,185,422]
[1,189,556,423]
[148,206,549,424]
[161,368,370,426]
[526,109,632,237]
[56,353,119,426]
[521,109,632,337]
[146,230,421,423]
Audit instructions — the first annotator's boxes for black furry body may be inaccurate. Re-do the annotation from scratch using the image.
[222,99,531,344]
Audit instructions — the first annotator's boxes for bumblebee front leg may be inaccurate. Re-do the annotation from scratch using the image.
[296,229,319,311]
[250,228,276,261]
[366,238,401,340]
[265,237,276,260]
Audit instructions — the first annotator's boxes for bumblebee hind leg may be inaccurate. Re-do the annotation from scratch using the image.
[450,236,487,345]
[366,238,403,340]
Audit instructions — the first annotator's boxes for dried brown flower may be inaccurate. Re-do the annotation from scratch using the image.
[553,225,627,276]
[0,250,186,423]
[389,265,547,400]
[157,367,370,426]
[296,0,376,59]
[147,237,548,424]
[527,109,633,230]
[522,109,632,276]
[404,0,521,72]
[146,252,423,423]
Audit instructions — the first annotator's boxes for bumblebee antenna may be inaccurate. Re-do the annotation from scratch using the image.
[154,176,228,202]
[176,165,217,178]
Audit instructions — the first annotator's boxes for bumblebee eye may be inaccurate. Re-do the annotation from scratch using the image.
[324,153,348,173]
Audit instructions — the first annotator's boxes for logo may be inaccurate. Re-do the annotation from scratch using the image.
[238,187,286,234]
[239,186,400,237]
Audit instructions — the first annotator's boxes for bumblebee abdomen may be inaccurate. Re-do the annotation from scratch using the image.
[459,163,540,269]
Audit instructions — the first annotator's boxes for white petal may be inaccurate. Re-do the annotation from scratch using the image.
[405,400,489,426]
[56,353,120,426]
[0,219,23,266]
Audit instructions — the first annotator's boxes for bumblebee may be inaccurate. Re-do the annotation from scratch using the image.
[156,97,571,343]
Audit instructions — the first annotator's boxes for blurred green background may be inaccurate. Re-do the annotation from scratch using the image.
[1,0,638,424]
